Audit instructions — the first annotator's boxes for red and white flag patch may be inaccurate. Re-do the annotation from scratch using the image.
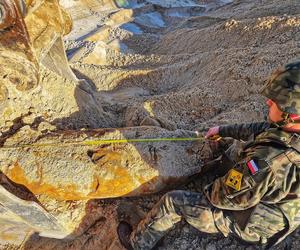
[247,159,259,175]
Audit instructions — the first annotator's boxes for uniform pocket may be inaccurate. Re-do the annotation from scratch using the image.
[246,203,286,238]
[225,177,252,199]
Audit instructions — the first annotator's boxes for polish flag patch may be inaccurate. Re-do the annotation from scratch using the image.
[247,159,259,175]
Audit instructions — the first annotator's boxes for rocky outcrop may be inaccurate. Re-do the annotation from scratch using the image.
[1,126,204,200]
[0,185,68,241]
[0,125,208,244]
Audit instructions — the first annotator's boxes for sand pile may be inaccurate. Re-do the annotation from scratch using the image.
[1,0,300,249]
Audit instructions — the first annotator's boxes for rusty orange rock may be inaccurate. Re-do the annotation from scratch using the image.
[1,127,204,200]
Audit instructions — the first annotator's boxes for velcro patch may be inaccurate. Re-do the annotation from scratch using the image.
[225,169,243,191]
[247,159,259,175]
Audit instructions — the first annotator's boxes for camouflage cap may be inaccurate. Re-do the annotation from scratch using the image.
[261,59,300,114]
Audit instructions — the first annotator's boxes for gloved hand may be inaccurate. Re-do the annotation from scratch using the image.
[205,126,220,139]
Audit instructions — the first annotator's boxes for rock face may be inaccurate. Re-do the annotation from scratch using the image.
[0,0,77,114]
[0,125,208,245]
[0,185,68,240]
[1,127,204,200]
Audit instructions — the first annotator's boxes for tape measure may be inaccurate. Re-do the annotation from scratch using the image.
[0,134,222,149]
[0,137,202,149]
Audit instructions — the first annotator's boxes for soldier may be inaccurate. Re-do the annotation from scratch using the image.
[117,59,300,250]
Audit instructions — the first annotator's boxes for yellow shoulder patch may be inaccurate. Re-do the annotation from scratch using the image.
[225,169,243,191]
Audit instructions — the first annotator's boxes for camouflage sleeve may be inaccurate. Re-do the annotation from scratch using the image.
[219,122,270,141]
[204,159,273,210]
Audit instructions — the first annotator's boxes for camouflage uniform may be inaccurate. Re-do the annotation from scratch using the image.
[131,123,300,249]
[129,60,300,250]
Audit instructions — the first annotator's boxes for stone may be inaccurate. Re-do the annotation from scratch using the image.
[134,12,166,28]
[0,126,204,200]
[0,185,69,244]
[120,23,143,35]
[145,0,199,8]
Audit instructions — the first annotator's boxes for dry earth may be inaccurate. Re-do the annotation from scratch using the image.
[1,0,300,249]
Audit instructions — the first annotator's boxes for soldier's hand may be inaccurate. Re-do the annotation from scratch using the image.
[205,126,220,139]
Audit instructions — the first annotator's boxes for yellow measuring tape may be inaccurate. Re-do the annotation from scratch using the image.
[0,136,206,149]
[0,135,220,149]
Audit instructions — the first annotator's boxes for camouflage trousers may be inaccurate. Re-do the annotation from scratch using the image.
[130,190,227,250]
[130,190,286,250]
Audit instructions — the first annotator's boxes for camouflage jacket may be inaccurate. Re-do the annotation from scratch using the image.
[204,123,300,243]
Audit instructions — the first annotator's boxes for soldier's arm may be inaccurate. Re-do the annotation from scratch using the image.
[219,122,270,141]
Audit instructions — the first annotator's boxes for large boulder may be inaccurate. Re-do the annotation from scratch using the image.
[0,125,209,244]
[0,126,205,200]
